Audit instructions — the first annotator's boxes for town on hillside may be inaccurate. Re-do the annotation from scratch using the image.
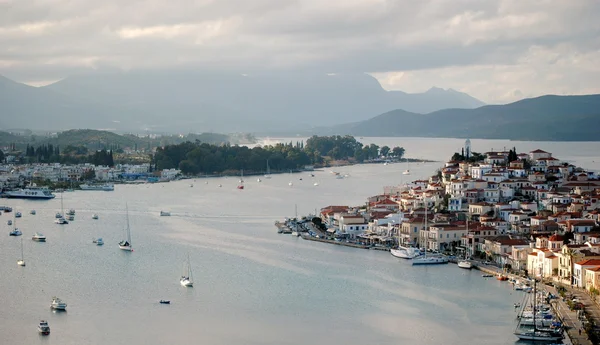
[297,143,600,292]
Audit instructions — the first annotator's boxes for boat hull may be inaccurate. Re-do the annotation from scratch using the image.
[390,248,420,259]
[180,280,193,287]
[412,257,449,265]
[457,261,473,269]
[32,238,46,242]
[119,245,133,251]
[17,260,25,266]
[4,194,55,199]
[514,332,562,341]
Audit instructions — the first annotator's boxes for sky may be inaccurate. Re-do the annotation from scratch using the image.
[1,0,599,104]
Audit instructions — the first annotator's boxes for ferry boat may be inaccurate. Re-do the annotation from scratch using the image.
[3,186,55,199]
[50,297,67,310]
[80,183,114,191]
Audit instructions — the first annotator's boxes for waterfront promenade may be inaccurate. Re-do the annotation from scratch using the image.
[476,263,596,345]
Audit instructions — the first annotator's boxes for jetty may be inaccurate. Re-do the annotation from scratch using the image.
[300,234,370,249]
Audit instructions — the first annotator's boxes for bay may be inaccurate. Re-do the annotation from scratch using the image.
[1,137,587,345]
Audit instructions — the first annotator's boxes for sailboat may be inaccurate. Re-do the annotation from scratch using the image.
[237,169,244,189]
[17,236,25,266]
[118,204,133,251]
[9,213,22,236]
[54,193,68,224]
[264,159,272,179]
[458,220,473,269]
[180,254,194,287]
[514,280,563,341]
[412,200,448,265]
[402,159,410,175]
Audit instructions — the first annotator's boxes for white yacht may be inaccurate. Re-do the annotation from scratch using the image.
[457,260,473,269]
[119,204,133,251]
[51,297,67,310]
[32,232,46,242]
[391,246,421,259]
[93,238,104,246]
[38,320,50,335]
[80,183,114,191]
[3,186,55,199]
[180,254,194,287]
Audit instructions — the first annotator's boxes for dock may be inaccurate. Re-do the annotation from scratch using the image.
[299,234,370,249]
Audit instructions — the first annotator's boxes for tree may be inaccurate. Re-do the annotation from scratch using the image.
[391,146,405,158]
[380,146,390,157]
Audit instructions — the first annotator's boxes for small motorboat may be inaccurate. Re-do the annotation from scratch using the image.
[15,211,22,218]
[482,274,493,278]
[9,229,22,236]
[32,232,46,242]
[38,320,50,335]
[30,210,36,215]
[50,297,67,310]
[67,209,75,216]
[92,214,99,220]
[55,217,68,224]
[160,211,171,216]
[67,214,75,221]
[7,220,12,226]
[218,184,222,187]
[237,185,244,189]
[190,184,193,187]
[159,300,171,304]
[93,238,104,246]
[257,178,261,182]
[55,212,62,219]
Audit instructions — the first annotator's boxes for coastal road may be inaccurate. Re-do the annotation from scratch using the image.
[546,285,592,345]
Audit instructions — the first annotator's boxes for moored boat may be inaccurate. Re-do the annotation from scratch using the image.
[457,260,473,269]
[50,297,67,310]
[38,320,50,335]
[32,232,46,242]
[118,204,133,251]
[3,186,55,199]
[80,183,114,191]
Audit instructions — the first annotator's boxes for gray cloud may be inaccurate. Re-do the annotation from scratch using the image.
[1,0,599,102]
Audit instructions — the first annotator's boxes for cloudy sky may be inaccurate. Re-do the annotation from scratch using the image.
[1,0,599,103]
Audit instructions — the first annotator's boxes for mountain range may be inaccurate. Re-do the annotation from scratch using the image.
[310,94,600,141]
[0,72,483,133]
[2,71,599,141]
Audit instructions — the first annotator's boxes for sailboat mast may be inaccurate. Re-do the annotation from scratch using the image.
[126,203,131,243]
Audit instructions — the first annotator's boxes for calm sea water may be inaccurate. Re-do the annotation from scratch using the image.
[2,137,589,345]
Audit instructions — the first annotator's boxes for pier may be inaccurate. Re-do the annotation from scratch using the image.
[299,234,370,249]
